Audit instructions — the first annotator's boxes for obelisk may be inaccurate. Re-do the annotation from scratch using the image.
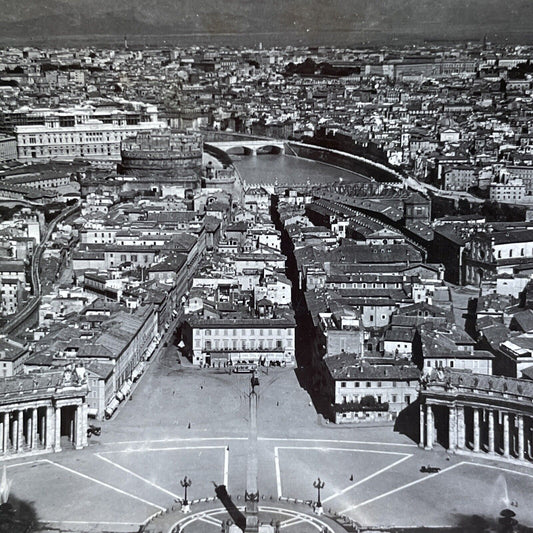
[244,372,260,532]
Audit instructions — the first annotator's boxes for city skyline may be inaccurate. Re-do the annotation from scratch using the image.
[1,7,533,532]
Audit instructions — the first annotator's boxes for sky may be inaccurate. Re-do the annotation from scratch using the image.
[0,0,531,46]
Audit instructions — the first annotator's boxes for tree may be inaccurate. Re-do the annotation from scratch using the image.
[360,395,377,408]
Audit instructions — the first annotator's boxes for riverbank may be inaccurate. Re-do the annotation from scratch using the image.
[231,153,371,186]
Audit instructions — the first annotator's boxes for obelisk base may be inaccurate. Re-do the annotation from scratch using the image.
[245,516,260,533]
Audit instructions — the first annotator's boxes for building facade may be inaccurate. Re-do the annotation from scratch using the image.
[322,354,420,424]
[0,368,89,457]
[13,102,165,163]
[184,315,296,366]
[420,368,533,463]
[0,135,17,163]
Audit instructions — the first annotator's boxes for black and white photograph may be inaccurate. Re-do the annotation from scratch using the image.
[0,1,532,532]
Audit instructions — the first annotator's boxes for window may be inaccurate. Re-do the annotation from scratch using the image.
[405,395,411,405]
[377,381,382,387]
[205,329,211,336]
[427,361,431,367]
[355,382,360,387]
[341,382,346,388]
[366,382,371,387]
[370,315,374,322]
[450,361,454,367]
[392,395,397,403]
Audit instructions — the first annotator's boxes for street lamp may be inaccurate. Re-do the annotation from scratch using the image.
[313,478,325,515]
[180,476,192,513]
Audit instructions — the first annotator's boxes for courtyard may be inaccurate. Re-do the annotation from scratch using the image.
[5,346,533,532]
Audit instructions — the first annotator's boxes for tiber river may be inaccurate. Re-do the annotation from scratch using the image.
[231,154,371,186]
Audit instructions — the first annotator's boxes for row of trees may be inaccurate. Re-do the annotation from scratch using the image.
[285,58,360,78]
[431,195,526,222]
[334,395,389,413]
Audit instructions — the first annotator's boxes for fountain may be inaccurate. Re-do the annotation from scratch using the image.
[492,475,519,533]
[0,466,11,506]
[0,465,32,533]
[492,474,511,509]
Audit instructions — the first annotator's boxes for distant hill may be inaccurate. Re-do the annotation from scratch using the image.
[0,0,532,44]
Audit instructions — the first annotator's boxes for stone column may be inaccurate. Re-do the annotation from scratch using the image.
[245,388,259,527]
[17,410,23,451]
[503,412,510,458]
[473,408,480,452]
[425,404,434,450]
[54,407,61,452]
[40,410,46,446]
[457,406,465,449]
[419,403,425,448]
[31,408,38,450]
[26,413,31,450]
[72,405,78,445]
[448,406,457,452]
[518,415,525,460]
[488,409,495,454]
[45,406,54,450]
[81,403,88,448]
[12,413,19,452]
[524,417,531,459]
[74,405,83,449]
[2,413,9,453]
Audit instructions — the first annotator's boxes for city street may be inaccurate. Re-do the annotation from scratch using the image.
[5,346,533,532]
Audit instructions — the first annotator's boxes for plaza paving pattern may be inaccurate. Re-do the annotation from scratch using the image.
[5,348,533,532]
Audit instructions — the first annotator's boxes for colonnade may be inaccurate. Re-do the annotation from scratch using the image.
[0,401,88,456]
[420,402,533,461]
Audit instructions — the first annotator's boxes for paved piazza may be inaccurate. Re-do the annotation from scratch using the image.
[7,347,533,532]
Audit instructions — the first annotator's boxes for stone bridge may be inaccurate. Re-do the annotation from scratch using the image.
[207,140,286,156]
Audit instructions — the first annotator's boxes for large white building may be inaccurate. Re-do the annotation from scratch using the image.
[12,101,166,163]
[184,314,296,367]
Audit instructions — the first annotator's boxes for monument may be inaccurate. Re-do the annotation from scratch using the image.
[244,371,260,532]
[168,370,334,533]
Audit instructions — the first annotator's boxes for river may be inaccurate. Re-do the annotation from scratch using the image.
[231,154,371,186]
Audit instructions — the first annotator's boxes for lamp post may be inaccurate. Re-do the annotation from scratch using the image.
[313,478,325,515]
[180,476,192,513]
